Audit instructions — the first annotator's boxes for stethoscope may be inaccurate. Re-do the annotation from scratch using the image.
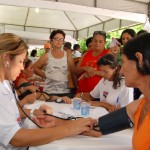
[5,61,80,129]
[9,81,81,129]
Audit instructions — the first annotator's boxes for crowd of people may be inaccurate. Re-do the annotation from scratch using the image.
[0,26,150,149]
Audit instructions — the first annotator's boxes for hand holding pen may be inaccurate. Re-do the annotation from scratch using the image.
[108,96,120,112]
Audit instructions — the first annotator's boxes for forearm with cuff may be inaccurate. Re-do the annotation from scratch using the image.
[93,107,134,135]
[18,86,25,95]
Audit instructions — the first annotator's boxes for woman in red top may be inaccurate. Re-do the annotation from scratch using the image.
[76,31,108,93]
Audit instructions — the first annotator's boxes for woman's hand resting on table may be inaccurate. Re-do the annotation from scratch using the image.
[31,104,100,137]
[33,112,98,137]
[82,129,102,137]
[52,96,72,104]
[61,118,98,137]
[81,119,102,137]
[61,96,72,104]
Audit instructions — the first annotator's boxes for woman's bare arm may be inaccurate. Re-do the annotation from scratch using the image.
[10,118,94,147]
[75,52,88,75]
[126,99,141,123]
[33,53,48,78]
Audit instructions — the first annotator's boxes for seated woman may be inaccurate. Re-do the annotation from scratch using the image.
[14,59,71,103]
[76,54,133,112]
[91,33,150,149]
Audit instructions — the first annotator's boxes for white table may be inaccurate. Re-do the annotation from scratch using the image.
[29,129,133,150]
[24,101,133,150]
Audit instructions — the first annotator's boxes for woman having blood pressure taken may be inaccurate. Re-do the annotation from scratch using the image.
[92,33,150,149]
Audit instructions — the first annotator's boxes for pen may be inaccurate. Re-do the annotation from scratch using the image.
[116,96,119,109]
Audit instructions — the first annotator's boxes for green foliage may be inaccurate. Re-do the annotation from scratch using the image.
[78,38,87,53]
[78,24,143,52]
[106,24,143,49]
[37,48,45,57]
[29,48,45,57]
[130,24,143,33]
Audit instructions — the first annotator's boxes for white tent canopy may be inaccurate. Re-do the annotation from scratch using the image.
[0,0,149,45]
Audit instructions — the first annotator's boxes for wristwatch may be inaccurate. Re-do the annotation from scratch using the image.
[55,98,63,103]
[30,109,35,118]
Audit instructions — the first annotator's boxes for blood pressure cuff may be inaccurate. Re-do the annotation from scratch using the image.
[17,82,32,88]
[18,90,32,100]
[17,82,32,100]
[98,107,134,135]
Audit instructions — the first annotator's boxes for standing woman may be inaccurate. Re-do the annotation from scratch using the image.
[0,33,96,150]
[120,29,136,46]
[110,29,136,64]
[33,30,76,98]
[76,31,108,93]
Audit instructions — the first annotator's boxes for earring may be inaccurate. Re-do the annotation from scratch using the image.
[5,61,9,68]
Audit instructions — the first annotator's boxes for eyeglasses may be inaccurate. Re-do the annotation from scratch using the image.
[93,31,106,38]
[102,58,114,64]
[53,37,64,42]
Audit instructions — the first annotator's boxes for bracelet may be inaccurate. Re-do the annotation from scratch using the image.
[21,87,25,93]
[30,109,35,118]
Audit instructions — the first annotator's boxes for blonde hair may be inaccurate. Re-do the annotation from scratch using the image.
[0,33,28,63]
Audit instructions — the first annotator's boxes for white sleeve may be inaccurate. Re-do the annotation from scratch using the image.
[0,93,21,147]
[90,79,102,98]
[139,94,144,99]
[119,87,134,107]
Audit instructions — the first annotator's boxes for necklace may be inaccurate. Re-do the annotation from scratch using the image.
[143,102,150,115]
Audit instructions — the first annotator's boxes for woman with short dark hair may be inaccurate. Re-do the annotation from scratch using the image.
[33,29,76,98]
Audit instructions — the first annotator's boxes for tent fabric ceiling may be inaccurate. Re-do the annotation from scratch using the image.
[0,0,149,45]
